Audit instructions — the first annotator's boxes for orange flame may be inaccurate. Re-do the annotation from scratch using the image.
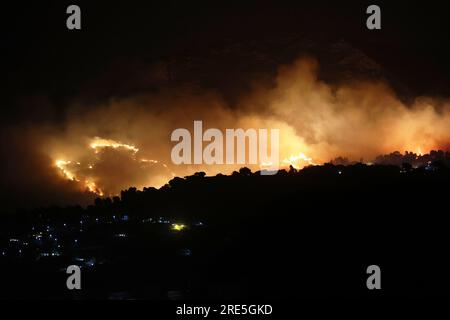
[282,152,315,169]
[90,137,139,154]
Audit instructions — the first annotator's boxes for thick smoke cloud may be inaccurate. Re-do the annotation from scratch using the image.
[2,57,450,210]
[244,58,450,161]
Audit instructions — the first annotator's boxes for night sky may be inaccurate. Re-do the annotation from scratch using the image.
[2,0,449,121]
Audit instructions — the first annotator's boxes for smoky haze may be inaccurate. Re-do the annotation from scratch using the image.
[2,56,450,212]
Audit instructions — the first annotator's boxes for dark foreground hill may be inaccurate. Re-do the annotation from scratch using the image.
[1,162,449,299]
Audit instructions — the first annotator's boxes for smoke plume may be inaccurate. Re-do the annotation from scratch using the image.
[2,57,450,209]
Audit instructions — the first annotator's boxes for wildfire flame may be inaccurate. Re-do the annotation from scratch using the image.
[85,180,104,196]
[53,137,169,196]
[90,137,139,154]
[55,159,104,196]
[55,160,77,181]
[282,152,315,169]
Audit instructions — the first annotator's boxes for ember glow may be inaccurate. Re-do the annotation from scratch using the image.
[52,137,171,196]
[282,152,315,169]
[85,180,103,197]
[55,160,77,181]
[90,137,139,154]
[171,223,187,232]
[55,158,104,196]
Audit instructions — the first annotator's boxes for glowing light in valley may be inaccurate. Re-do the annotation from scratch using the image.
[171,223,187,231]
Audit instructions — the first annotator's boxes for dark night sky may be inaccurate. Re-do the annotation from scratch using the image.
[1,0,449,123]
